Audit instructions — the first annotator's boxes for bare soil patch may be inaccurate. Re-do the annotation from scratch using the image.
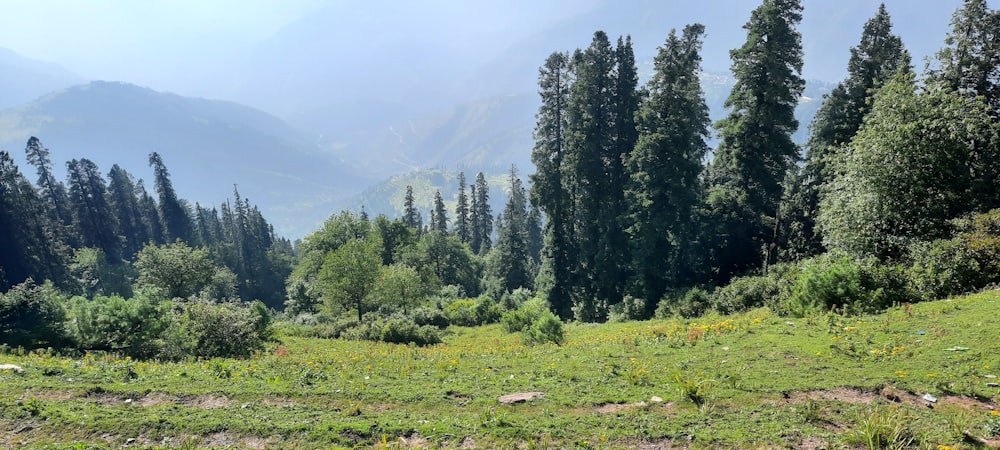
[784,384,997,412]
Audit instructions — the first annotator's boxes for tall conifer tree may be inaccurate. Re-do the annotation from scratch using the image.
[706,0,804,283]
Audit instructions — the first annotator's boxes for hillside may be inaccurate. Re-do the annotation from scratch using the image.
[0,81,376,237]
[0,47,84,110]
[1,291,998,448]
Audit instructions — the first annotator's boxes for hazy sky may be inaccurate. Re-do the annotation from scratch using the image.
[0,0,325,82]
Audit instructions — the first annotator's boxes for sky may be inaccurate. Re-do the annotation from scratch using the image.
[0,0,325,86]
[0,0,997,105]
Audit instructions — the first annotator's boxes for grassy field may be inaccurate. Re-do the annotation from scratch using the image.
[2,292,1000,449]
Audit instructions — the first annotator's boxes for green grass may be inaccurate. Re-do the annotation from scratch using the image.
[2,292,1000,449]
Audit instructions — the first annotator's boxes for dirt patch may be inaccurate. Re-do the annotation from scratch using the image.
[174,393,232,409]
[784,384,998,412]
[796,435,829,450]
[595,401,653,413]
[199,432,273,449]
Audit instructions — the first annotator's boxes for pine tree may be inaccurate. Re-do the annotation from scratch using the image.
[0,151,70,289]
[626,24,711,304]
[24,137,72,229]
[430,190,448,233]
[66,158,121,261]
[563,31,638,320]
[135,180,165,245]
[706,0,805,283]
[930,0,1000,117]
[470,172,493,255]
[148,152,192,243]
[530,51,576,319]
[526,203,544,267]
[403,185,422,231]
[454,172,471,243]
[929,0,1000,208]
[107,165,150,257]
[485,166,534,294]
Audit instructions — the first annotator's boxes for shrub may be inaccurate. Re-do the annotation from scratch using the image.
[608,295,648,322]
[500,298,548,333]
[785,253,866,317]
[410,306,450,329]
[341,314,441,346]
[444,298,479,326]
[655,287,711,319]
[905,238,982,301]
[162,301,271,359]
[522,310,564,346]
[67,294,169,358]
[710,273,782,315]
[0,279,69,348]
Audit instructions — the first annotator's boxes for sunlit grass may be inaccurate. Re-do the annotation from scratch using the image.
[2,291,999,448]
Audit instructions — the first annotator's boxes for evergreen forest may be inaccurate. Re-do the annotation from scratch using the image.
[2,0,1000,360]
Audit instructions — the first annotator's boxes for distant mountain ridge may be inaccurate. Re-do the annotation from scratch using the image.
[0,81,375,238]
[0,47,84,110]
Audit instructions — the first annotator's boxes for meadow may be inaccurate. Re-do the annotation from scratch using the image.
[2,291,1000,449]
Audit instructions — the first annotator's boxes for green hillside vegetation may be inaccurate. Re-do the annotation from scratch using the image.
[2,292,999,448]
[2,1,1000,448]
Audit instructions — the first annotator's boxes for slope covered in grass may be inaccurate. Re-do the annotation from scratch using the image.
[2,291,999,448]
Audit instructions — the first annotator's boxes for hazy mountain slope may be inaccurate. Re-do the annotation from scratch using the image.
[0,81,374,237]
[344,169,513,223]
[0,47,84,109]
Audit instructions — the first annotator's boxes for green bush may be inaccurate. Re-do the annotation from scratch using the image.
[710,273,781,315]
[341,314,441,346]
[522,311,564,346]
[0,279,69,348]
[608,295,648,322]
[162,301,271,359]
[500,298,548,333]
[67,294,169,358]
[444,298,479,326]
[906,238,982,301]
[410,306,449,329]
[785,253,867,317]
[655,287,711,319]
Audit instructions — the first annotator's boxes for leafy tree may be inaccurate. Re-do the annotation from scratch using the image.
[430,190,448,233]
[792,5,911,258]
[454,172,471,243]
[318,237,381,321]
[371,263,425,313]
[706,0,805,283]
[626,24,711,305]
[66,158,122,261]
[470,172,493,255]
[530,51,576,319]
[70,247,133,298]
[818,73,999,259]
[134,241,216,299]
[148,152,192,242]
[0,279,69,348]
[400,231,482,296]
[287,211,371,304]
[373,214,416,266]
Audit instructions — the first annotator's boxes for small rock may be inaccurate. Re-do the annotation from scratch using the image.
[722,346,730,351]
[126,438,136,445]
[650,396,663,403]
[498,392,544,404]
[986,382,1000,388]
[985,374,997,379]
[786,321,795,327]
[922,393,938,403]
[124,398,133,403]
[0,364,24,373]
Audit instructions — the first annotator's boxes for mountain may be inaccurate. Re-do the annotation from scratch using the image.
[0,47,84,109]
[0,81,375,237]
